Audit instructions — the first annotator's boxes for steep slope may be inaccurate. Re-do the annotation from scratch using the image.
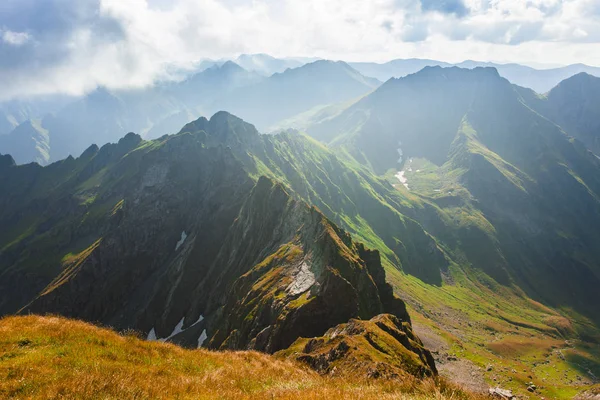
[0,112,435,381]
[130,113,600,397]
[169,61,264,113]
[303,66,600,322]
[0,315,481,400]
[278,67,600,397]
[218,60,381,130]
[308,66,503,171]
[0,96,72,136]
[519,73,600,155]
[0,119,50,165]
[280,314,437,379]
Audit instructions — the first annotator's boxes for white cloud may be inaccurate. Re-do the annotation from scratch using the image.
[2,30,31,46]
[0,0,599,100]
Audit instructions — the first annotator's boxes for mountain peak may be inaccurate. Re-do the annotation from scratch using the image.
[0,153,16,168]
[548,71,600,98]
[412,65,501,79]
[79,143,100,159]
[177,112,260,148]
[118,132,142,147]
[201,61,247,76]
[303,59,352,71]
[219,60,244,71]
[557,71,598,86]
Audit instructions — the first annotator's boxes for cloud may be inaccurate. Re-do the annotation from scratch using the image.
[2,30,31,46]
[0,0,599,100]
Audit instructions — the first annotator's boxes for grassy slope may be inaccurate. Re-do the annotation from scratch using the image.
[254,129,600,398]
[263,69,600,395]
[0,315,484,400]
[377,128,600,398]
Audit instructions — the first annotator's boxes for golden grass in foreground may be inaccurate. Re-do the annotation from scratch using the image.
[0,315,487,400]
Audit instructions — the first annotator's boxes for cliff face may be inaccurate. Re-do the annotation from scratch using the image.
[1,111,434,380]
[207,177,410,353]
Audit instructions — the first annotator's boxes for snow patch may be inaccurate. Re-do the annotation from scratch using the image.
[147,328,157,341]
[175,231,187,251]
[162,317,185,342]
[198,329,208,348]
[395,171,409,190]
[147,314,205,342]
[395,157,413,190]
[287,262,315,296]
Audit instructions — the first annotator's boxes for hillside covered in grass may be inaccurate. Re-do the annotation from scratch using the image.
[0,315,481,400]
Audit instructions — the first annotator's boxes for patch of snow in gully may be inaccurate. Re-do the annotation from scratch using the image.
[198,329,208,348]
[147,314,205,342]
[147,328,157,341]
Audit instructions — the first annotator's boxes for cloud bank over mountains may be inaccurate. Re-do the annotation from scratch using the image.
[0,0,599,100]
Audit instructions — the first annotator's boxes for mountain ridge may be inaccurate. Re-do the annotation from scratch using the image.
[0,111,437,383]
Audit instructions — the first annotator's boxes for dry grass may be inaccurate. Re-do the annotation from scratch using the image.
[0,315,487,400]
[486,337,563,358]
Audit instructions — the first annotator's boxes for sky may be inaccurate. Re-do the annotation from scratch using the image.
[1,0,600,100]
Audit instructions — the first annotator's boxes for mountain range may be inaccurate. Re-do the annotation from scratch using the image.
[0,60,378,166]
[304,66,600,319]
[3,54,600,169]
[2,62,600,398]
[349,59,600,94]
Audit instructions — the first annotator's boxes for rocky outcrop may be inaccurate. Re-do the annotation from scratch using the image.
[278,313,436,379]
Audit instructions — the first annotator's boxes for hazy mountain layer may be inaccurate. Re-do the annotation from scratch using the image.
[516,73,600,156]
[0,60,378,165]
[215,60,380,131]
[350,59,600,94]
